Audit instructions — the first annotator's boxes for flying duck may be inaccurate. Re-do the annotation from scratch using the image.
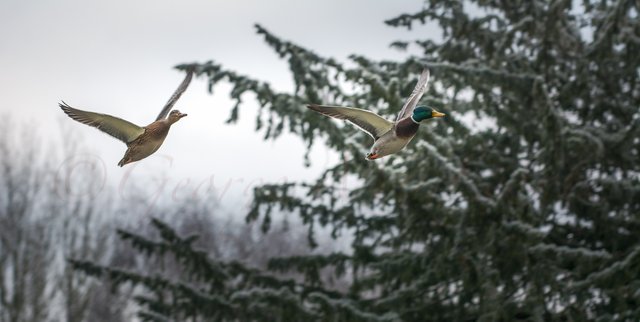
[60,69,193,166]
[307,69,444,160]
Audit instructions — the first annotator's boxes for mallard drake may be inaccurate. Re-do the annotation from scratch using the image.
[60,70,193,166]
[307,69,444,160]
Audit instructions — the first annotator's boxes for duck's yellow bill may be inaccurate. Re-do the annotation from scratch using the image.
[432,110,446,118]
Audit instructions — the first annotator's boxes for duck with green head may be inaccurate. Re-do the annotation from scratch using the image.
[307,69,445,160]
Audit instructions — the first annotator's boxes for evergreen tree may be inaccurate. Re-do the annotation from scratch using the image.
[73,1,640,321]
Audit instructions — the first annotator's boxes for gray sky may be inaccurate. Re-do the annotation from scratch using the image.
[0,0,431,213]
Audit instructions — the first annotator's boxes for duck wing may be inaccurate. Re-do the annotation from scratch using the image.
[60,101,145,144]
[395,69,430,122]
[155,69,194,121]
[307,104,393,140]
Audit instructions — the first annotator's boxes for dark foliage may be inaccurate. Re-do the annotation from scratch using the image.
[75,1,640,321]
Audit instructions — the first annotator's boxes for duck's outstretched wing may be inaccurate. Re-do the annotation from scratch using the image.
[60,101,144,144]
[396,69,430,122]
[307,104,393,140]
[156,69,194,121]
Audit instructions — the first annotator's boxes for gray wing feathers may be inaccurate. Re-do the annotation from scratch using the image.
[156,69,194,121]
[60,101,145,144]
[396,69,430,122]
[307,104,393,139]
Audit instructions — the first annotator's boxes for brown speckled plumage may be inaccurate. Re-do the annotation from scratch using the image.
[118,120,171,166]
[60,69,193,166]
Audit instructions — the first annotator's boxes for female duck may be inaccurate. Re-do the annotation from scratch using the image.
[307,69,445,160]
[60,70,193,166]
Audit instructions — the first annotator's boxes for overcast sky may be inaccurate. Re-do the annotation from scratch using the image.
[0,0,432,214]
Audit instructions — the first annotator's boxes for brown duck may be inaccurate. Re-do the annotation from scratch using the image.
[60,70,193,166]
